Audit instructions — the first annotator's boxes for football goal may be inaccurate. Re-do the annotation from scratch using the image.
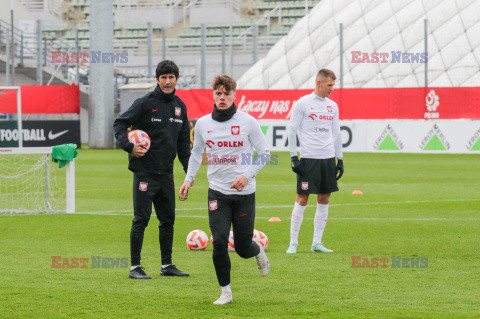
[0,147,75,214]
[0,86,75,214]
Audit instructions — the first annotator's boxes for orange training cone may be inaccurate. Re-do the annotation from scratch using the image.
[352,190,363,194]
[268,217,282,222]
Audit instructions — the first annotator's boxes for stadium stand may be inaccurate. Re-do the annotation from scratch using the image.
[4,0,322,88]
[37,0,319,50]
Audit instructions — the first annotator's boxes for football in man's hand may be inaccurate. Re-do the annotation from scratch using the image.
[128,130,151,151]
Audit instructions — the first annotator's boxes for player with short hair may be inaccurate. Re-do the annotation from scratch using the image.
[178,74,270,305]
[113,60,191,279]
[286,68,344,254]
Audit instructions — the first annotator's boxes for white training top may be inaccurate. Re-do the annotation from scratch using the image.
[185,110,270,195]
[288,92,343,159]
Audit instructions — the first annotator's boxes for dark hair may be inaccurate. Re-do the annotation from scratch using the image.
[212,74,237,92]
[155,60,179,80]
[317,68,336,80]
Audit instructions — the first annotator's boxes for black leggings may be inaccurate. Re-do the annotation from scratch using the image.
[208,188,260,287]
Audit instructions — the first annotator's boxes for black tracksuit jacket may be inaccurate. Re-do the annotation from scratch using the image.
[113,85,191,175]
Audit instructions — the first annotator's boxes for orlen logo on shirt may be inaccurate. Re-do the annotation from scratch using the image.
[308,114,334,121]
[205,140,244,149]
[206,140,215,148]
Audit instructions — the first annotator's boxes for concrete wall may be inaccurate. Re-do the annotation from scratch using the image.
[119,90,147,114]
[191,7,240,24]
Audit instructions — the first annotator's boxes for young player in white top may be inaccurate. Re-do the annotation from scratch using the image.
[179,75,270,305]
[286,69,344,254]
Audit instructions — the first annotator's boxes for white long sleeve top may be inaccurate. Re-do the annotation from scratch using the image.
[185,110,270,195]
[288,92,343,159]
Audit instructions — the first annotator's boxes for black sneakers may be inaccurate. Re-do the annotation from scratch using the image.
[160,265,190,277]
[129,265,189,278]
[129,266,152,279]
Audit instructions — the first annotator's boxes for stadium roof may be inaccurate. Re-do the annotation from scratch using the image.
[237,0,480,89]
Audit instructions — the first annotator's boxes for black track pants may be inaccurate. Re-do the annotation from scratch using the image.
[208,188,260,287]
[130,172,175,266]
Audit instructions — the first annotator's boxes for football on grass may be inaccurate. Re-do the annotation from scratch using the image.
[186,229,209,250]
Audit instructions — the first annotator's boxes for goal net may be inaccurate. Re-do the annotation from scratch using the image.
[0,86,75,214]
[0,147,75,214]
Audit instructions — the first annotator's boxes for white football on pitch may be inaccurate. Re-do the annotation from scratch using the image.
[186,229,209,251]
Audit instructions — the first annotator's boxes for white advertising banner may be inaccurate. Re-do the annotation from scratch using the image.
[258,120,480,154]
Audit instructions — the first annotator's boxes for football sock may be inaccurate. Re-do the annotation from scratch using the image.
[313,203,329,245]
[221,284,232,295]
[130,265,141,271]
[161,264,171,269]
[290,202,306,245]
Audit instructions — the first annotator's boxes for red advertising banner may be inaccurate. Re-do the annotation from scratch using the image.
[0,85,80,114]
[2,85,478,119]
[335,87,480,120]
[176,89,308,120]
[177,87,480,120]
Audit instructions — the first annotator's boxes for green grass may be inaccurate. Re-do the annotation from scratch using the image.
[1,151,479,318]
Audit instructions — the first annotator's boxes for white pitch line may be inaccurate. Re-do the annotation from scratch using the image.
[74,197,480,214]
[3,211,480,221]
[74,184,295,192]
[2,198,479,218]
[23,211,480,221]
[73,182,442,193]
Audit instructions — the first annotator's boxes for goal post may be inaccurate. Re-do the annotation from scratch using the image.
[0,147,75,214]
[0,86,22,147]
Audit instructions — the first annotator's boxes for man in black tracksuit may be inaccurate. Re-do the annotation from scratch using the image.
[113,60,191,279]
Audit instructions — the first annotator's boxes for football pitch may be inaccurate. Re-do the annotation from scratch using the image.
[1,150,479,318]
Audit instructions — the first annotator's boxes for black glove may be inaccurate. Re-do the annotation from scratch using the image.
[336,159,344,180]
[291,156,304,175]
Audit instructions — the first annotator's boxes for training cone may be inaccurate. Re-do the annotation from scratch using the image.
[352,190,363,194]
[268,217,282,222]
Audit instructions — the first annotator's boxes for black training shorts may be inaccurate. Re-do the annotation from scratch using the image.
[296,157,339,194]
